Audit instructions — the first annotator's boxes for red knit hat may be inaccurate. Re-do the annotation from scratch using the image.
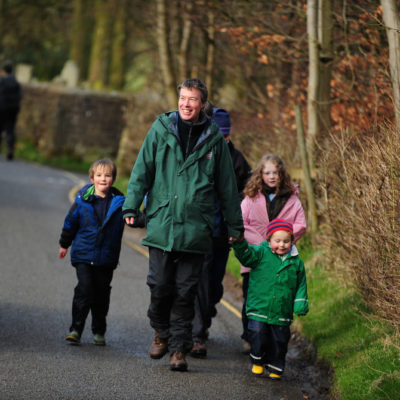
[266,219,293,238]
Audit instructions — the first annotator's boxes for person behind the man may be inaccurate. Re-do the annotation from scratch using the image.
[0,61,21,161]
[191,107,252,358]
[123,78,244,372]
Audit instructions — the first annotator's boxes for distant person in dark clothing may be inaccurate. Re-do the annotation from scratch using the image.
[0,62,21,160]
[191,107,252,358]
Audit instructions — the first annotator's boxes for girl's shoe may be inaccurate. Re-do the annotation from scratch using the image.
[268,372,281,380]
[65,330,81,344]
[251,364,264,375]
[93,334,106,346]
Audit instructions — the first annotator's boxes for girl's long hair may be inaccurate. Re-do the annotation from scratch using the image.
[243,154,294,198]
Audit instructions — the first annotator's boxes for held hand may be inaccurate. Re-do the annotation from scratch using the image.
[59,248,68,259]
[229,236,244,244]
[125,217,135,227]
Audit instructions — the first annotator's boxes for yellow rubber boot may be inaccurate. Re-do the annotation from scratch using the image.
[268,372,281,380]
[251,364,264,375]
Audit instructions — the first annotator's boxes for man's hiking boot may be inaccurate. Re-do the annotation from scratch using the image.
[170,351,188,371]
[93,333,106,346]
[65,330,81,344]
[149,331,168,359]
[190,340,207,358]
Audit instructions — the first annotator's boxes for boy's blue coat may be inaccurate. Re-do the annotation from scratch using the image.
[60,184,125,268]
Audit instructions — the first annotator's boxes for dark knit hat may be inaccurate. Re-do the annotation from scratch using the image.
[212,107,231,136]
[266,219,293,238]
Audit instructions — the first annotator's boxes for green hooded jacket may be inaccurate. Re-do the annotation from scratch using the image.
[122,111,244,254]
[233,239,309,326]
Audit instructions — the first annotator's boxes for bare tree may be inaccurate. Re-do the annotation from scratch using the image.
[381,0,400,130]
[109,0,127,89]
[69,0,93,81]
[178,2,193,84]
[156,0,177,108]
[307,0,319,167]
[317,0,333,137]
[88,0,113,89]
[205,5,215,97]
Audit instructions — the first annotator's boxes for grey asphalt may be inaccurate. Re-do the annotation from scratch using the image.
[0,156,308,400]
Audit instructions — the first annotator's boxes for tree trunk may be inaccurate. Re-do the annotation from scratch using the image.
[205,6,215,98]
[381,0,400,130]
[307,0,319,168]
[295,105,318,237]
[69,0,93,81]
[88,0,113,89]
[317,0,333,141]
[178,2,192,83]
[156,0,177,109]
[109,0,127,89]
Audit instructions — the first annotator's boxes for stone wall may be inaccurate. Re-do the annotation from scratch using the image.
[16,83,128,160]
[15,83,301,181]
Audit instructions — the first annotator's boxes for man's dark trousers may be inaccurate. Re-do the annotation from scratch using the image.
[147,247,204,353]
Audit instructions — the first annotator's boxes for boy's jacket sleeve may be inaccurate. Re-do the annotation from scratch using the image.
[294,259,309,316]
[59,202,79,248]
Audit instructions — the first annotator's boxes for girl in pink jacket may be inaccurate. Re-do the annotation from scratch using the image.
[240,154,306,351]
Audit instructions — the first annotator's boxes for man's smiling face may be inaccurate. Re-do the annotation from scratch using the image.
[178,87,205,123]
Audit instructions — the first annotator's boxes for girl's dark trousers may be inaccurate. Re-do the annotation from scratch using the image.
[70,263,114,335]
[248,319,291,375]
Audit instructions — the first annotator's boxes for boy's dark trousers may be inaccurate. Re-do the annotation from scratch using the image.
[192,242,230,341]
[71,263,114,335]
[147,247,204,354]
[248,319,291,375]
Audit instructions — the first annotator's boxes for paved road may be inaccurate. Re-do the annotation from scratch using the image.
[0,156,309,400]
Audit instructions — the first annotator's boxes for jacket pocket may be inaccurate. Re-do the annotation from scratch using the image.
[146,197,170,220]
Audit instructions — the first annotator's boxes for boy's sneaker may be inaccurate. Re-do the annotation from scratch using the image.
[251,364,264,375]
[65,330,81,344]
[93,334,106,346]
[267,372,281,380]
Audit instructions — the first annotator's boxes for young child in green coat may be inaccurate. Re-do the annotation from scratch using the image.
[231,219,308,380]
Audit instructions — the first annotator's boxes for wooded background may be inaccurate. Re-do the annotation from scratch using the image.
[2,0,400,329]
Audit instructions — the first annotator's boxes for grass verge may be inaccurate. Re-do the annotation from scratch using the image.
[227,235,400,399]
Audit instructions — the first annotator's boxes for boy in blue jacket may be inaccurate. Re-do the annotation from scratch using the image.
[231,219,308,380]
[59,158,125,346]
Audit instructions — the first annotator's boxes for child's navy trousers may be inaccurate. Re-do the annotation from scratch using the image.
[248,319,291,375]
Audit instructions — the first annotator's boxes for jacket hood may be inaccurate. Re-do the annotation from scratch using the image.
[78,184,124,202]
[157,111,222,148]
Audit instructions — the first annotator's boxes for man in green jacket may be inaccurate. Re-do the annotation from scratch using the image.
[123,78,243,371]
